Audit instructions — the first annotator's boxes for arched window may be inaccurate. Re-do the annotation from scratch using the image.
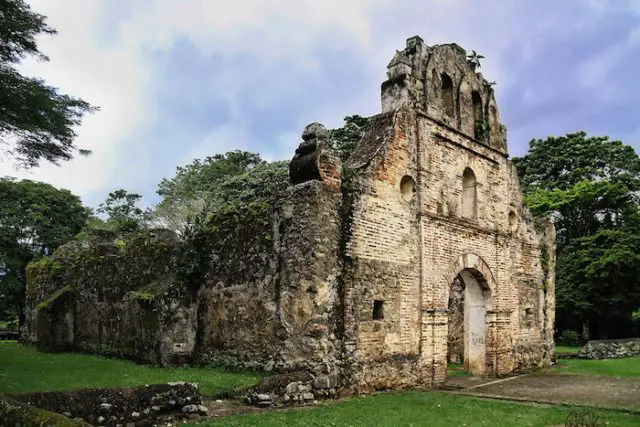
[441,73,454,117]
[472,91,483,138]
[462,168,477,219]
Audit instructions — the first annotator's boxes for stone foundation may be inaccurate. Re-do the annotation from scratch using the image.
[9,382,205,427]
[578,338,640,359]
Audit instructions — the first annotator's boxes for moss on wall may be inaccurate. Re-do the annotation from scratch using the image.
[26,228,195,365]
[0,397,91,427]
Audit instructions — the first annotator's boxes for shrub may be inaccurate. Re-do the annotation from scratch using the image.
[559,329,582,346]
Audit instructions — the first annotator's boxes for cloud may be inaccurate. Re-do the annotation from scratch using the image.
[3,0,639,209]
[0,0,153,207]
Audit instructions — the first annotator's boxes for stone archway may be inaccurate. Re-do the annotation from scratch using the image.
[444,254,495,376]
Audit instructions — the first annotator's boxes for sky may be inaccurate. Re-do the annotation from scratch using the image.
[1,0,639,209]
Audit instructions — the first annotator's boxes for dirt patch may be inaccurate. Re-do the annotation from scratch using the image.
[448,373,640,411]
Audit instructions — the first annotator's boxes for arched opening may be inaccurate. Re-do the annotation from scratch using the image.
[441,73,454,117]
[508,211,519,233]
[472,91,484,139]
[447,268,492,377]
[400,175,416,201]
[462,168,477,219]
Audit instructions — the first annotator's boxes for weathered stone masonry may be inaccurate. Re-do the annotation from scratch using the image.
[339,38,556,391]
[26,36,555,398]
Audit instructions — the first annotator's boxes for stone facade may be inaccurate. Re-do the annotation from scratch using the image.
[26,36,555,398]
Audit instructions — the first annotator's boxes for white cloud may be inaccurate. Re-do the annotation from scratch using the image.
[0,0,153,204]
[2,0,396,206]
[3,0,635,209]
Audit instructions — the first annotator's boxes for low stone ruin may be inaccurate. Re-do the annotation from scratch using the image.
[5,382,205,426]
[578,338,640,360]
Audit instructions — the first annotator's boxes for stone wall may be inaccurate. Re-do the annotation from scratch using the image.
[578,338,640,359]
[9,382,204,426]
[25,230,197,366]
[0,398,92,427]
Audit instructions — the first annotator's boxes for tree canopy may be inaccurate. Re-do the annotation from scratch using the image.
[95,189,154,234]
[329,115,371,162]
[513,132,640,339]
[0,0,98,168]
[155,151,289,233]
[0,177,88,324]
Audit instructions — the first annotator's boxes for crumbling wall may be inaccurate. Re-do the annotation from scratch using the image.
[10,382,204,426]
[195,124,343,392]
[341,37,555,388]
[25,229,196,365]
[341,108,424,393]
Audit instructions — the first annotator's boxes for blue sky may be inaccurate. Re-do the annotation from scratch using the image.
[1,0,639,209]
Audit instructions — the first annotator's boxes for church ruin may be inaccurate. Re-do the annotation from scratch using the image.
[26,36,556,396]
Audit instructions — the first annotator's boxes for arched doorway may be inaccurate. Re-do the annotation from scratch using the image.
[447,267,492,376]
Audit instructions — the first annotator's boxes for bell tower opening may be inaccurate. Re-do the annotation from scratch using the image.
[441,73,455,118]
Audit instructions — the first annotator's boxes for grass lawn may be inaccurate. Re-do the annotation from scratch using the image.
[186,391,640,427]
[447,362,472,378]
[554,345,581,354]
[552,356,640,377]
[0,342,262,396]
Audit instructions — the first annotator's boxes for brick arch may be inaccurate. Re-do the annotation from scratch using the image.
[442,253,498,306]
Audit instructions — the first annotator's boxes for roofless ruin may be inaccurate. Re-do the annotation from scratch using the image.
[27,36,556,398]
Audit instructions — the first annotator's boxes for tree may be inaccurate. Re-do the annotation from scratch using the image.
[155,152,289,290]
[0,0,98,168]
[0,177,88,325]
[96,189,153,233]
[513,132,640,339]
[329,115,371,162]
[155,151,275,233]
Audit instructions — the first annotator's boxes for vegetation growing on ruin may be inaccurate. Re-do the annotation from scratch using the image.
[165,154,290,293]
[0,398,91,427]
[36,285,72,311]
[25,257,64,296]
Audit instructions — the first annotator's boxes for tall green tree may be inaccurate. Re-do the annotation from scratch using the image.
[329,115,371,162]
[155,151,286,233]
[513,132,640,339]
[0,0,98,168]
[0,178,88,325]
[96,189,153,233]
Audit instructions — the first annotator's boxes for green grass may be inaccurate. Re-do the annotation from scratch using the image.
[552,356,640,377]
[186,391,640,426]
[0,342,262,396]
[0,320,18,331]
[554,345,581,354]
[447,362,472,378]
